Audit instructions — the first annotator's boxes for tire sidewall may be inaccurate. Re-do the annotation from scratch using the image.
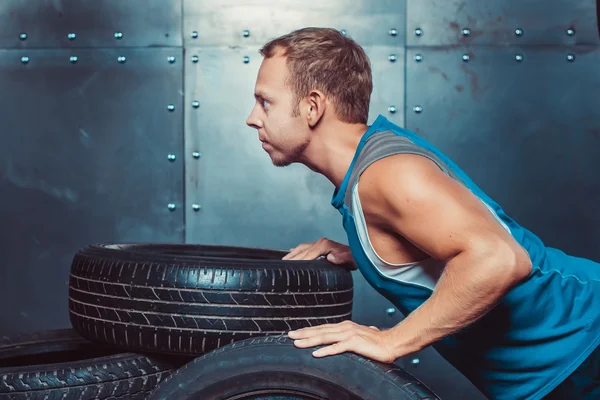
[148,336,429,400]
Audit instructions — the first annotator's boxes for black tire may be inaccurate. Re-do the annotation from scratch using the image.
[68,243,353,356]
[0,328,182,400]
[148,334,440,400]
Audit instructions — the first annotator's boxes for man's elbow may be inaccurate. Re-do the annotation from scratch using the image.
[491,241,533,285]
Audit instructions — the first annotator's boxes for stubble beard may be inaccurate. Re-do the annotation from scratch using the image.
[271,138,310,167]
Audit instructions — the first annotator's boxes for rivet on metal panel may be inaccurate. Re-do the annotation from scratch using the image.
[192,101,200,108]
[411,358,420,365]
[566,28,575,36]
[117,56,127,63]
[415,28,423,36]
[462,54,470,62]
[386,307,396,316]
[566,54,575,62]
[191,55,199,63]
[167,154,176,162]
[167,104,175,112]
[414,54,423,62]
[114,32,123,39]
[21,56,29,64]
[515,28,524,37]
[388,106,397,114]
[69,56,78,64]
[388,54,397,62]
[168,203,176,211]
[461,28,471,36]
[243,56,250,64]
[19,33,27,40]
[192,204,201,211]
[68,33,76,40]
[192,151,201,159]
[413,106,423,113]
[243,30,251,37]
[515,54,524,62]
[168,56,176,64]
[389,28,398,36]
[191,31,199,39]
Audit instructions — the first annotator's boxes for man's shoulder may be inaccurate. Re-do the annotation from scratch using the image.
[359,152,443,189]
[355,153,448,215]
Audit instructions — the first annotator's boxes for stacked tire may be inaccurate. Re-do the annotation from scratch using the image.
[1,243,440,400]
[0,329,178,399]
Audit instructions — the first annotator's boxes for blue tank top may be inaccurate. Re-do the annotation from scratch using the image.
[331,115,600,400]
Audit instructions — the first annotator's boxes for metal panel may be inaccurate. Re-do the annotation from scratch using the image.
[183,0,405,47]
[183,45,405,331]
[0,48,184,336]
[407,0,600,46]
[405,45,600,261]
[0,0,183,48]
[367,46,406,127]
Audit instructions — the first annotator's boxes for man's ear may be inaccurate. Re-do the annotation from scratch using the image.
[306,90,326,128]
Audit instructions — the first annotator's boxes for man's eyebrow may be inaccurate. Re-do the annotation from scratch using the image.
[254,91,271,100]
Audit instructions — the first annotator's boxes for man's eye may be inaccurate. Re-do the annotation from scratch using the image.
[262,100,270,108]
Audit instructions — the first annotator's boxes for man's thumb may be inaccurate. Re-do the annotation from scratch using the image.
[327,253,339,263]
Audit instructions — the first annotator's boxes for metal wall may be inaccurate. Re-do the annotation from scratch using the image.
[0,1,598,399]
[0,0,185,335]
[402,3,599,396]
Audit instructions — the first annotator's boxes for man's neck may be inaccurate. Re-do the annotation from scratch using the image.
[299,120,370,189]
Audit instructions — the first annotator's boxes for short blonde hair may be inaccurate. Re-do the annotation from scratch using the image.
[260,27,373,124]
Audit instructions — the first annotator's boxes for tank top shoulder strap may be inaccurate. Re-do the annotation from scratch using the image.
[343,130,464,213]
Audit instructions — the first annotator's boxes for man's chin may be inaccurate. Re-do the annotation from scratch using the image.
[266,148,301,168]
[272,158,293,167]
[269,153,294,167]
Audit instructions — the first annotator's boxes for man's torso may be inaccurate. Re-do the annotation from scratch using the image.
[330,114,600,400]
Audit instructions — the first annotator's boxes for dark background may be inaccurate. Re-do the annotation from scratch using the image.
[0,1,598,399]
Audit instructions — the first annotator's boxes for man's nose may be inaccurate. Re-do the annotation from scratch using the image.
[246,108,261,130]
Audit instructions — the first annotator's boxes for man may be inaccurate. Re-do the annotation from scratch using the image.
[245,27,600,400]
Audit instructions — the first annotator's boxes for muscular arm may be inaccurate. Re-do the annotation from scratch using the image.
[358,154,533,357]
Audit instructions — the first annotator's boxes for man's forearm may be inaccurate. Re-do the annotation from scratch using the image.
[385,248,531,358]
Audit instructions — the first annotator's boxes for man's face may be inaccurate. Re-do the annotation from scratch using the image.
[246,53,309,167]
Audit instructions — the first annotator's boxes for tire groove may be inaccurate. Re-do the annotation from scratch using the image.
[70,292,353,312]
[69,310,349,334]
[71,274,353,296]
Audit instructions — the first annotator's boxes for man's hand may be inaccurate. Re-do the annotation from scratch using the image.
[287,320,396,363]
[282,238,357,270]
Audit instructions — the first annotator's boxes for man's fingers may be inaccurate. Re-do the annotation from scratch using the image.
[327,252,351,264]
[288,326,346,339]
[283,248,306,261]
[292,332,353,348]
[282,243,312,260]
[289,321,355,337]
[301,248,320,260]
[282,240,352,263]
[285,242,329,261]
[326,253,340,263]
[326,252,358,270]
[312,340,353,358]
